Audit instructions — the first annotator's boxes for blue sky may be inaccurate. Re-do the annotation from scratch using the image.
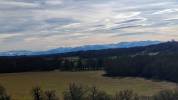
[0,0,178,51]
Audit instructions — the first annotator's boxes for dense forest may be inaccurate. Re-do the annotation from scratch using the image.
[104,53,178,82]
[0,41,178,82]
[0,56,104,72]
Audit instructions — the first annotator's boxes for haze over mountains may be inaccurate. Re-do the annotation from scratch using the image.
[0,41,161,56]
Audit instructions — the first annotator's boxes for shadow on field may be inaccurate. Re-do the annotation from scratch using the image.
[102,73,165,83]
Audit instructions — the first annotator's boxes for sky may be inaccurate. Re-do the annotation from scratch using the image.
[0,0,178,51]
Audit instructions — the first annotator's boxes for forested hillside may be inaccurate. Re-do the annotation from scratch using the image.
[0,41,178,82]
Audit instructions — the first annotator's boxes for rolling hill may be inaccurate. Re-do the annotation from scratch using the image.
[0,41,161,56]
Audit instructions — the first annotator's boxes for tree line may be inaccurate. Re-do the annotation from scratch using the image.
[1,83,178,100]
[1,41,178,83]
[1,53,178,83]
[1,41,177,73]
[0,57,104,73]
[104,53,178,82]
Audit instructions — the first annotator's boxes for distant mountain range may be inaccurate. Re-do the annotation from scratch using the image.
[0,41,161,56]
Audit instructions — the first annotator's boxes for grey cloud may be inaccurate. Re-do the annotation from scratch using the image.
[45,18,79,26]
[111,25,144,31]
[0,0,178,51]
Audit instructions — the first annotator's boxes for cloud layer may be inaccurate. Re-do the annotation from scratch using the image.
[0,0,178,51]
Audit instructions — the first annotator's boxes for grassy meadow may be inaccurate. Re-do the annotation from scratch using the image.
[0,71,177,100]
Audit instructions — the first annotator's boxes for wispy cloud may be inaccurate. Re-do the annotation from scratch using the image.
[0,0,178,51]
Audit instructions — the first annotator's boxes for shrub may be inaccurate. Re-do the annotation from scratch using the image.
[153,89,178,100]
[63,83,87,100]
[31,87,44,100]
[87,86,111,100]
[113,90,139,100]
[0,85,11,100]
[44,90,59,100]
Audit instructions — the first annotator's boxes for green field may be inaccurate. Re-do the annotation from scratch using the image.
[0,71,177,100]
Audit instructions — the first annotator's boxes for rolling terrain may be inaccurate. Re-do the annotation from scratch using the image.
[0,41,160,56]
[0,41,178,100]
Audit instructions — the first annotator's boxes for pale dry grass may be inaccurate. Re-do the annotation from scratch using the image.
[0,71,177,100]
